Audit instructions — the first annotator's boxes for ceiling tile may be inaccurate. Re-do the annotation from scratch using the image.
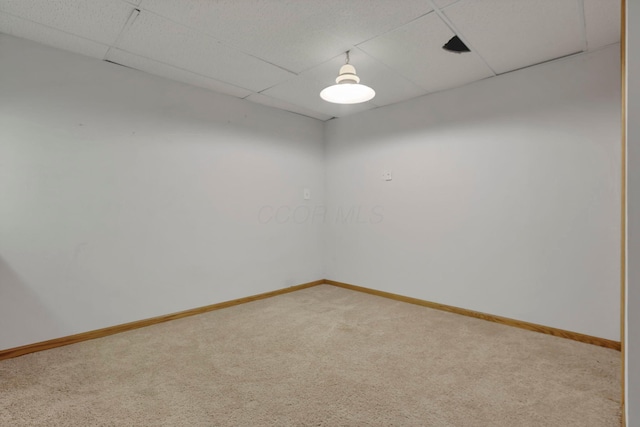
[0,0,135,44]
[432,0,460,8]
[0,11,109,58]
[138,0,433,73]
[115,11,294,92]
[358,12,494,93]
[301,48,428,108]
[584,0,621,50]
[444,0,584,74]
[1,0,613,122]
[245,93,332,121]
[106,49,252,99]
[310,0,433,43]
[261,75,377,118]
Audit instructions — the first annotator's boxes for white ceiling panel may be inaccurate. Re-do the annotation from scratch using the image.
[0,0,620,121]
[584,0,621,50]
[0,0,135,45]
[444,0,584,74]
[432,0,460,9]
[301,48,429,108]
[261,75,377,119]
[115,11,294,93]
[245,93,332,121]
[358,12,494,94]
[106,49,252,99]
[138,0,433,73]
[0,12,109,59]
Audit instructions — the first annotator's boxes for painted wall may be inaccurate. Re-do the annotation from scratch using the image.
[0,35,325,350]
[0,32,622,355]
[626,0,639,423]
[325,45,621,341]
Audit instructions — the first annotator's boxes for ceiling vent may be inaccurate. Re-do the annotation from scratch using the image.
[442,36,470,53]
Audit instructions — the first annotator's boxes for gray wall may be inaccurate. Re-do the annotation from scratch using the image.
[0,35,325,349]
[325,45,621,340]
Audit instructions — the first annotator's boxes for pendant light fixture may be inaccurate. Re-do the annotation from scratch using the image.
[320,51,375,104]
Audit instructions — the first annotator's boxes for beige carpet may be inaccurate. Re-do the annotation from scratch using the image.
[0,285,621,426]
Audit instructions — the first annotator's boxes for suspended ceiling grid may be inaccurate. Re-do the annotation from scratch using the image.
[0,0,621,121]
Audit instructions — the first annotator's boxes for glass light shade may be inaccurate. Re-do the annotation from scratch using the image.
[320,83,376,104]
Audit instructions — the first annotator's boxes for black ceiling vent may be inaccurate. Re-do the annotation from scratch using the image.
[442,35,470,53]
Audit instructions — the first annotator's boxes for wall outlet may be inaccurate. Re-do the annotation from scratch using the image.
[303,188,311,200]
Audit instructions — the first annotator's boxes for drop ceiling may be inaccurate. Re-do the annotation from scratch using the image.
[0,0,621,121]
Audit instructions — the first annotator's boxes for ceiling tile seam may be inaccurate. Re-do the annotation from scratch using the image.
[255,76,305,95]
[136,8,300,76]
[243,93,331,121]
[352,41,612,115]
[577,0,589,52]
[494,49,584,77]
[350,9,436,51]
[241,95,324,120]
[104,7,140,61]
[103,59,139,71]
[367,96,416,110]
[372,73,498,111]
[352,45,438,94]
[437,0,463,10]
[237,51,299,76]
[0,11,253,96]
[360,58,435,94]
[135,7,436,77]
[586,41,621,53]
[272,107,327,122]
[0,9,111,50]
[294,47,356,75]
[428,0,498,77]
[105,47,255,95]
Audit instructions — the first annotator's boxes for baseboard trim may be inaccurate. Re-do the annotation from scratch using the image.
[1,278,620,360]
[323,280,621,351]
[0,280,324,361]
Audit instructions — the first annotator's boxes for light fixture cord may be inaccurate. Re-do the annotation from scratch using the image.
[345,51,350,64]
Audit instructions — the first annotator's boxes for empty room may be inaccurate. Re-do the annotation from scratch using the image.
[1,0,637,426]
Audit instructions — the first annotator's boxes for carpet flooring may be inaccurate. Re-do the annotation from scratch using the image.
[0,285,621,426]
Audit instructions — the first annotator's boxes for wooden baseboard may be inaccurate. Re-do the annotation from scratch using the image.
[1,278,620,360]
[323,280,621,351]
[0,280,324,361]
